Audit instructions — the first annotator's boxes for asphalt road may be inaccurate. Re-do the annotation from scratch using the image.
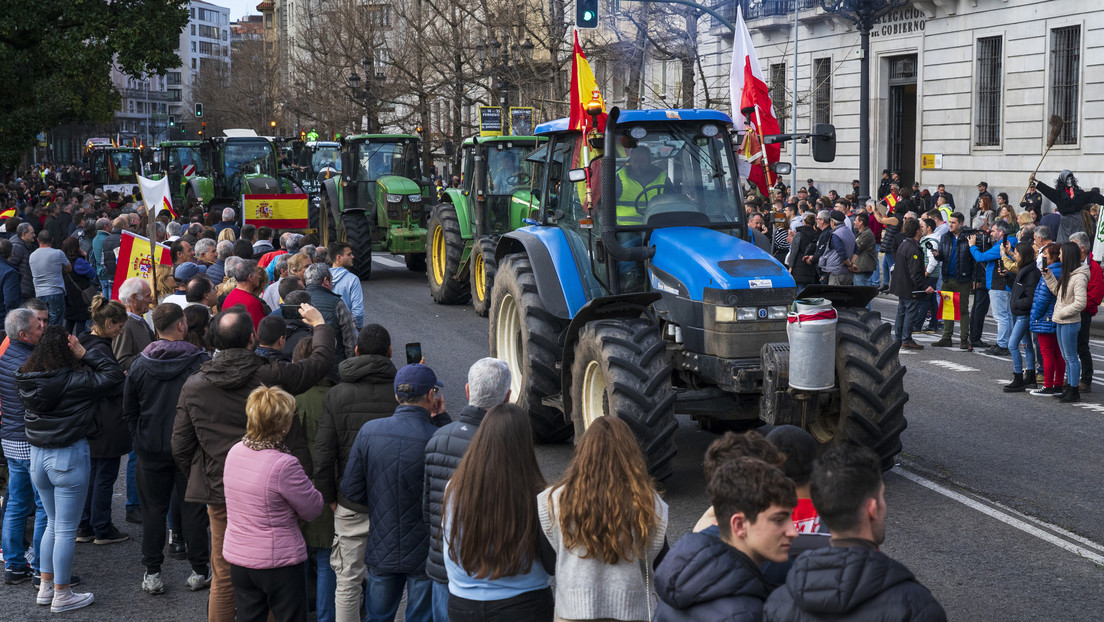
[5,256,1103,621]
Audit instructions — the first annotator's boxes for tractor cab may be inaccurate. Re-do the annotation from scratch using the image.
[154,141,207,205]
[88,147,143,195]
[183,132,285,215]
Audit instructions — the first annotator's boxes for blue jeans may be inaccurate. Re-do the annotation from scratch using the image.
[1057,322,1081,385]
[365,570,433,622]
[853,272,874,309]
[39,293,65,327]
[1009,315,1035,374]
[311,547,336,622]
[870,253,881,287]
[990,289,1012,348]
[30,440,91,585]
[880,252,895,288]
[431,580,450,622]
[126,451,140,511]
[100,279,113,299]
[81,456,120,537]
[2,458,46,571]
[895,298,924,343]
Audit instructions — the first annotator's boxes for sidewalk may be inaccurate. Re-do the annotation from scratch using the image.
[871,291,1104,339]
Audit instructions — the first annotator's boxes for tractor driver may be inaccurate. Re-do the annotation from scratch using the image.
[614,146,672,225]
[488,151,521,194]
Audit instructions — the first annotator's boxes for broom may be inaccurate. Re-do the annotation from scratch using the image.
[1023,114,1065,204]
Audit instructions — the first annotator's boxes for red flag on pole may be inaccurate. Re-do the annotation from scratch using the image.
[569,31,607,134]
[730,7,780,197]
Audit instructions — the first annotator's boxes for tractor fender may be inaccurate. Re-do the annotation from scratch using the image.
[321,178,345,222]
[794,284,879,309]
[559,293,662,423]
[441,188,472,239]
[495,229,590,321]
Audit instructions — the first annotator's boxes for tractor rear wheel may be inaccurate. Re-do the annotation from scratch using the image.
[489,254,572,443]
[569,319,678,480]
[808,308,908,471]
[426,204,470,304]
[470,236,497,317]
[342,211,374,280]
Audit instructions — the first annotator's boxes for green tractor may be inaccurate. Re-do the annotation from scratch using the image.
[183,130,290,216]
[147,140,208,207]
[320,134,432,279]
[291,140,342,235]
[428,135,547,315]
[85,146,143,196]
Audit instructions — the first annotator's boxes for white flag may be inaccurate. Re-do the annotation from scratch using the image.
[137,175,178,218]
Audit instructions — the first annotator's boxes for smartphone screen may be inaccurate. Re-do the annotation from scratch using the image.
[406,342,422,365]
[280,304,302,320]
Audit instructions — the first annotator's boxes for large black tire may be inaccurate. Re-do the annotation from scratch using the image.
[569,319,678,480]
[469,236,497,317]
[808,307,908,471]
[319,194,338,247]
[406,253,427,272]
[342,210,373,280]
[489,254,573,443]
[426,204,469,303]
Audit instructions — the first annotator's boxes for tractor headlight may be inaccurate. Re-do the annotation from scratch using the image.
[715,306,737,322]
[736,307,758,321]
[407,194,422,203]
[386,193,403,203]
[767,305,788,320]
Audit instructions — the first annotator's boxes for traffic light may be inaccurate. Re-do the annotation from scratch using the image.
[168,115,175,127]
[194,102,203,117]
[576,0,599,28]
[270,120,276,129]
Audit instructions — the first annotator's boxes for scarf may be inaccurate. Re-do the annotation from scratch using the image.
[242,436,290,454]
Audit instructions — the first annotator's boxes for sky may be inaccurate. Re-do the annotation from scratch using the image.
[211,0,262,21]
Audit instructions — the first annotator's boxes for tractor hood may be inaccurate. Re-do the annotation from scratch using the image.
[648,227,795,301]
[375,175,421,194]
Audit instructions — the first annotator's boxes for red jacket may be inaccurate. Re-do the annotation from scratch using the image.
[1086,258,1104,316]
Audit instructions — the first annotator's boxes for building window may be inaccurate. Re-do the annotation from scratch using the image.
[1050,25,1080,145]
[812,57,831,126]
[365,4,392,27]
[191,58,197,69]
[975,36,1002,147]
[191,24,195,35]
[769,63,786,133]
[199,24,219,39]
[167,72,181,85]
[610,0,621,13]
[191,41,196,52]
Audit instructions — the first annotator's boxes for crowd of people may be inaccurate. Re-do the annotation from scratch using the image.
[755,172,1103,403]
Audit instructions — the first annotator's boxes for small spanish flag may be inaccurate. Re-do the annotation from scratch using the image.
[884,193,898,209]
[937,291,960,321]
[0,207,15,219]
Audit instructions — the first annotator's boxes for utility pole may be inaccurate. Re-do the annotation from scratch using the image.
[792,0,798,191]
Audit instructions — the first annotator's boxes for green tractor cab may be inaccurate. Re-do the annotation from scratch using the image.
[184,130,292,218]
[292,141,342,235]
[428,135,547,315]
[85,147,144,196]
[320,134,432,279]
[148,141,208,208]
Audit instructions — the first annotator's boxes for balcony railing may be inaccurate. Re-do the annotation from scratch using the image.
[711,0,821,29]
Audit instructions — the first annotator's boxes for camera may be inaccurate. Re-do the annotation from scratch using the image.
[961,227,991,251]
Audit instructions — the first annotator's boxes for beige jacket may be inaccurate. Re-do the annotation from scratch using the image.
[1043,263,1090,324]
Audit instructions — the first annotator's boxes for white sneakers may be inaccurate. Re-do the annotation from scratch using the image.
[49,586,95,613]
[142,571,165,595]
[185,570,211,591]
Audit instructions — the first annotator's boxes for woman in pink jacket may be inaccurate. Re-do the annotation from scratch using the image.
[223,385,324,622]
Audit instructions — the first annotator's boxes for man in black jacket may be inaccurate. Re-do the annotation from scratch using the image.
[891,219,933,350]
[123,303,211,595]
[313,324,398,622]
[764,446,946,622]
[933,213,975,349]
[422,357,512,620]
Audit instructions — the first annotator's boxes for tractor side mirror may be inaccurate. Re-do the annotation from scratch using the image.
[771,162,792,176]
[811,123,836,162]
[567,168,587,183]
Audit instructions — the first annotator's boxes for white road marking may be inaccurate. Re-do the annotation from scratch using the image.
[372,255,407,268]
[895,468,1104,568]
[925,360,979,373]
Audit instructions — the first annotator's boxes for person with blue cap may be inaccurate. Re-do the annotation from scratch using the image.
[340,363,451,622]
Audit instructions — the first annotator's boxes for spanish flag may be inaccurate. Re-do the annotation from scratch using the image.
[569,31,606,133]
[111,230,172,300]
[884,193,899,209]
[937,291,960,321]
[242,194,309,229]
[0,207,15,219]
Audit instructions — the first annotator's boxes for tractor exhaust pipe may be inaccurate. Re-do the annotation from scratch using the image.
[601,107,655,263]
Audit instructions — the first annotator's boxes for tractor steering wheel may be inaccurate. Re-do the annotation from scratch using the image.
[506,172,531,187]
[633,183,669,214]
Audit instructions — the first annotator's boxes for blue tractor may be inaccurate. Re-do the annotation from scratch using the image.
[488,108,907,479]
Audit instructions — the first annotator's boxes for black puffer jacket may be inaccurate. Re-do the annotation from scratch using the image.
[1010,263,1041,316]
[17,348,125,449]
[313,354,398,511]
[123,339,208,461]
[763,541,947,622]
[788,225,819,284]
[78,332,129,458]
[422,404,488,583]
[654,531,771,622]
[939,231,975,282]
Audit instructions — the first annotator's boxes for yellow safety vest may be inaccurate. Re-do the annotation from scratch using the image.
[616,168,667,225]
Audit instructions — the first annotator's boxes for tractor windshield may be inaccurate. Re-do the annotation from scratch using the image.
[95,150,140,185]
[310,146,342,174]
[356,140,420,181]
[608,122,742,228]
[167,147,207,176]
[224,140,277,179]
[485,144,536,195]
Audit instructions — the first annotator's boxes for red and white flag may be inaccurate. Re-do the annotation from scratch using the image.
[730,7,780,197]
[137,174,178,218]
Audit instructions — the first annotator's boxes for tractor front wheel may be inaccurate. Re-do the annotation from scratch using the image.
[808,308,908,471]
[426,204,470,304]
[489,254,572,443]
[342,211,374,280]
[470,236,497,317]
[569,319,678,480]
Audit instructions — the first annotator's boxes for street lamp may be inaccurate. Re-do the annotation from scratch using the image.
[348,66,385,133]
[819,0,908,205]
